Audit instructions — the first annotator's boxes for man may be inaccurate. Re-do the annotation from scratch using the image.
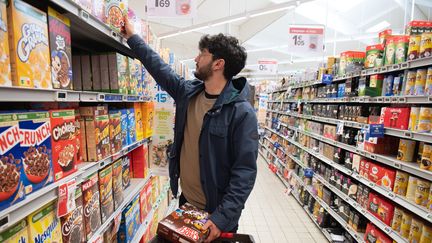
[123,17,258,242]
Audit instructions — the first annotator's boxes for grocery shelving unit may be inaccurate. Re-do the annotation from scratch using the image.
[259,55,432,242]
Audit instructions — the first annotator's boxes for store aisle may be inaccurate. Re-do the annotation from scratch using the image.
[238,156,328,243]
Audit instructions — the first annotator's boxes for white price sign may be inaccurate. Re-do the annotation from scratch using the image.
[257,59,278,74]
[288,26,325,54]
[147,0,196,18]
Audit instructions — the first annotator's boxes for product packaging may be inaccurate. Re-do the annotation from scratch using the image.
[7,0,51,89]
[420,224,432,243]
[400,211,413,238]
[28,202,62,243]
[391,207,404,232]
[109,109,122,155]
[60,187,85,243]
[397,139,417,162]
[393,171,409,196]
[118,194,140,243]
[417,107,432,133]
[364,223,392,243]
[141,102,154,138]
[108,53,129,94]
[338,51,365,76]
[104,0,128,33]
[0,219,28,242]
[380,107,411,130]
[92,0,105,22]
[99,165,114,223]
[100,54,110,92]
[425,67,432,96]
[128,57,139,95]
[48,7,73,90]
[368,163,396,190]
[379,29,392,46]
[408,35,422,60]
[367,192,395,226]
[91,54,101,91]
[122,154,131,189]
[81,54,92,91]
[395,35,410,64]
[365,44,384,68]
[409,217,424,242]
[134,103,144,141]
[80,106,110,161]
[420,32,432,58]
[72,55,82,90]
[50,109,77,181]
[121,109,128,147]
[127,108,136,145]
[0,0,11,87]
[112,159,124,210]
[414,179,431,207]
[384,36,396,65]
[415,69,427,96]
[132,142,149,179]
[407,176,419,202]
[81,172,101,240]
[405,70,417,95]
[409,107,421,131]
[420,143,432,171]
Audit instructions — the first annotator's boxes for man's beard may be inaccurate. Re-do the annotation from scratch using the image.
[194,62,213,81]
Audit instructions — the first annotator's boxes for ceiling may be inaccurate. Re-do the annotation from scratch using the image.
[129,0,432,81]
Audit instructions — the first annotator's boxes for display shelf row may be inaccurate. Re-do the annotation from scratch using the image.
[263,126,432,225]
[302,204,333,243]
[0,137,151,231]
[88,177,151,243]
[267,95,432,105]
[0,86,150,102]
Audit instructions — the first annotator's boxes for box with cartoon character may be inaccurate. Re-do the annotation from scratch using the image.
[104,0,128,33]
[157,203,210,243]
[118,194,140,243]
[7,0,51,89]
[48,7,73,90]
[0,0,11,87]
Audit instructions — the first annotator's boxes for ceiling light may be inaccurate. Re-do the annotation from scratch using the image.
[181,26,210,34]
[366,21,390,33]
[211,16,247,27]
[250,6,294,18]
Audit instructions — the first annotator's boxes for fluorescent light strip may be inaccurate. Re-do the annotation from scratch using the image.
[250,6,295,18]
[211,16,247,27]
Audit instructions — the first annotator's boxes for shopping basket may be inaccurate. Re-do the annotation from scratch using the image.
[149,233,255,243]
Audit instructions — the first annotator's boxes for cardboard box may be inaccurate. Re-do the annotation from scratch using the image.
[78,113,87,162]
[18,112,53,196]
[364,223,392,243]
[104,0,128,33]
[367,192,395,226]
[50,109,77,181]
[118,194,140,243]
[60,187,85,243]
[380,107,411,130]
[80,106,110,161]
[81,172,101,240]
[128,57,138,95]
[0,219,29,243]
[368,162,396,191]
[0,0,11,87]
[28,202,63,243]
[92,0,105,22]
[365,44,384,69]
[81,55,92,91]
[100,54,110,92]
[7,0,51,89]
[127,108,136,145]
[91,54,101,91]
[122,154,131,189]
[108,53,129,94]
[48,7,73,90]
[141,102,154,138]
[72,56,82,90]
[132,142,149,179]
[99,165,114,223]
[74,110,83,163]
[109,110,122,155]
[112,159,124,210]
[397,139,417,162]
[134,103,143,141]
[120,109,128,147]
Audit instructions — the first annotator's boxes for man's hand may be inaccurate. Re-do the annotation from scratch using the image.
[203,220,221,242]
[122,15,135,39]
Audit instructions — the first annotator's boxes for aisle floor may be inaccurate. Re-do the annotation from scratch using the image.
[238,156,328,243]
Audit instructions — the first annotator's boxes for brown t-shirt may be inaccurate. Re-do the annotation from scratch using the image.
[180,91,216,209]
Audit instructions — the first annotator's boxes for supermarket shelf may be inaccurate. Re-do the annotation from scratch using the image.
[49,0,135,57]
[302,205,332,243]
[304,186,365,243]
[275,95,432,105]
[264,126,432,224]
[88,177,151,243]
[165,198,178,217]
[276,171,290,189]
[313,174,408,243]
[0,137,151,231]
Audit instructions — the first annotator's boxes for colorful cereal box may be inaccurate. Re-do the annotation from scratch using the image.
[60,187,85,243]
[0,113,25,211]
[100,54,110,92]
[134,103,143,141]
[127,108,136,145]
[384,36,396,65]
[7,0,51,89]
[122,154,131,190]
[108,53,128,94]
[104,0,128,33]
[420,32,432,58]
[18,111,53,196]
[118,194,140,243]
[80,106,110,162]
[365,44,384,69]
[27,202,63,243]
[0,0,11,87]
[48,7,73,90]
[128,58,139,95]
[415,69,427,96]
[92,0,105,22]
[408,35,421,61]
[99,165,114,223]
[109,110,122,154]
[141,102,154,139]
[0,219,28,243]
[120,109,128,147]
[50,109,77,181]
[82,172,101,240]
[112,159,124,210]
[395,35,410,64]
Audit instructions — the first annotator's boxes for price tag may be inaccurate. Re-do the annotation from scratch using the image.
[288,25,325,55]
[258,59,278,74]
[427,213,432,220]
[147,0,196,18]
[368,182,375,188]
[384,227,391,233]
[57,179,77,217]
[387,192,396,198]
[394,162,401,169]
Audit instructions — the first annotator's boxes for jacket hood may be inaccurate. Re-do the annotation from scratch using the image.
[212,77,249,109]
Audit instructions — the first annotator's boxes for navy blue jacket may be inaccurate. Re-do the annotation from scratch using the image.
[127,35,258,231]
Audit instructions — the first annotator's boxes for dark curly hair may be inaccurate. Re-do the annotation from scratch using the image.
[198,34,247,80]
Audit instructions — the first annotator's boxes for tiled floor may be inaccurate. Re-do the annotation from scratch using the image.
[238,156,329,243]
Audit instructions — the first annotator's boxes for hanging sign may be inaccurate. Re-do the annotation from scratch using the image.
[288,25,325,54]
[147,0,196,18]
[257,59,278,74]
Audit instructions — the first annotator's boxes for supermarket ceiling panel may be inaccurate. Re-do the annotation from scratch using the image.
[130,0,431,75]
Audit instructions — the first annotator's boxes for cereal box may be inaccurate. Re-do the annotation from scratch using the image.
[99,165,114,223]
[80,106,110,162]
[81,55,92,91]
[0,113,25,211]
[48,7,72,90]
[81,172,101,240]
[139,184,148,223]
[122,154,131,189]
[72,55,82,90]
[27,202,63,243]
[134,103,143,141]
[92,0,105,22]
[100,54,110,92]
[0,0,11,87]
[108,53,129,94]
[109,109,122,155]
[118,194,140,243]
[50,109,77,181]
[395,35,410,64]
[78,113,87,162]
[104,0,128,33]
[132,142,149,179]
[126,108,136,145]
[0,219,28,243]
[91,54,101,91]
[135,59,144,97]
[141,102,154,139]
[408,35,421,61]
[7,0,51,89]
[60,187,85,243]
[128,57,138,95]
[18,111,53,195]
[112,159,124,210]
[74,110,83,164]
[120,109,128,147]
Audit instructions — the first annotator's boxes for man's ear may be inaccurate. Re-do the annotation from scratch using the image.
[213,59,225,71]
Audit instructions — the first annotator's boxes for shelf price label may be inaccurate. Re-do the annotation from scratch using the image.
[288,25,325,54]
[257,59,278,74]
[147,0,196,18]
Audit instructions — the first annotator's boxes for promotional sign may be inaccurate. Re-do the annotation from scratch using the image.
[257,94,269,124]
[257,59,278,74]
[288,25,325,55]
[369,124,385,138]
[147,0,196,18]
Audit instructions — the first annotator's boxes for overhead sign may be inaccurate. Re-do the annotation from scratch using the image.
[288,25,325,55]
[257,59,278,74]
[147,0,196,18]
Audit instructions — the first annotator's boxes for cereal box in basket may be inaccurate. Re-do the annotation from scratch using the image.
[17,111,53,196]
[0,0,11,87]
[112,159,124,210]
[27,201,63,243]
[48,7,73,90]
[99,165,114,223]
[0,219,28,243]
[157,203,210,243]
[7,0,51,89]
[50,109,77,181]
[104,0,128,33]
[0,113,25,211]
[82,172,102,241]
[118,194,140,243]
[60,186,85,243]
